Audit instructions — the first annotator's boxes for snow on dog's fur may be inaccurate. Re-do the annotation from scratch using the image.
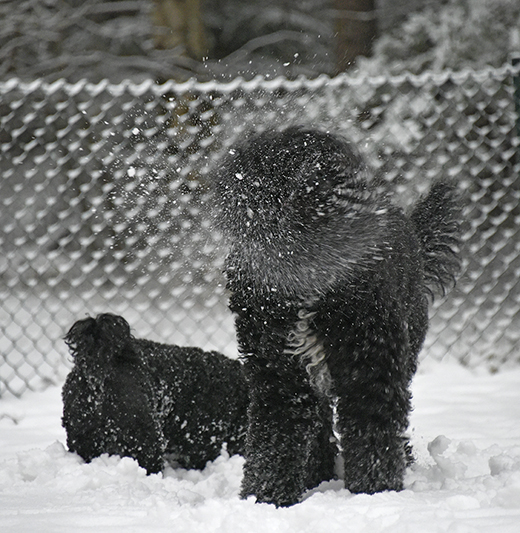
[214,127,461,506]
[62,313,249,474]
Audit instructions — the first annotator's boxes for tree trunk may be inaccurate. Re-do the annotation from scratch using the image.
[334,0,377,73]
[152,0,208,60]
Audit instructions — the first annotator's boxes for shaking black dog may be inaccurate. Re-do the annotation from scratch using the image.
[214,127,461,506]
[62,314,248,474]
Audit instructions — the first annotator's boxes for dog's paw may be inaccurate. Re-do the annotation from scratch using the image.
[240,484,301,508]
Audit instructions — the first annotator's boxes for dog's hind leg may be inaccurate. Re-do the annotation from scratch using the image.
[333,378,412,494]
[322,294,418,495]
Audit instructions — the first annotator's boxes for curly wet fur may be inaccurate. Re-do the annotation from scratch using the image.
[62,313,249,474]
[214,127,461,506]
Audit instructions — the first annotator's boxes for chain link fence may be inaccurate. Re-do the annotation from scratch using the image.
[1,63,520,396]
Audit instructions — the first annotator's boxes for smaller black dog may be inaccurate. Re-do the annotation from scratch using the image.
[62,313,248,474]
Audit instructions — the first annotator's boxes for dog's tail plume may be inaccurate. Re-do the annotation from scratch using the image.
[410,181,462,298]
[65,313,137,367]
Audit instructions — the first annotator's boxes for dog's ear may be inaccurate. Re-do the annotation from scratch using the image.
[64,316,99,360]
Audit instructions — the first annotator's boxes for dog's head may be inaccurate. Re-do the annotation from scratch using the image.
[65,313,138,369]
[213,127,390,298]
[215,127,371,238]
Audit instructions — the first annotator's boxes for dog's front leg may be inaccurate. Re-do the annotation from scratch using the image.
[240,358,335,507]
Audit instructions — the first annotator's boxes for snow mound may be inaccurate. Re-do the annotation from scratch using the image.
[1,362,520,532]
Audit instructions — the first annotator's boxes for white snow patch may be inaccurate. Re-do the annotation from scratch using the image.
[1,361,520,532]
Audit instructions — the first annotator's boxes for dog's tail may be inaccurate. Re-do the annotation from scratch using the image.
[410,181,462,298]
[65,313,137,367]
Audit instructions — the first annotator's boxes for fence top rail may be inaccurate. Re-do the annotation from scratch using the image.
[1,62,519,96]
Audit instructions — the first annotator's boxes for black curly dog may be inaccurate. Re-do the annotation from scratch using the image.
[62,313,248,474]
[214,127,460,506]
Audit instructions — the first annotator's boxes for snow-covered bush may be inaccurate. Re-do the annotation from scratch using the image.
[359,0,520,75]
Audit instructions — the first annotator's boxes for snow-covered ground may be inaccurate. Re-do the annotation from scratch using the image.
[1,359,520,533]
